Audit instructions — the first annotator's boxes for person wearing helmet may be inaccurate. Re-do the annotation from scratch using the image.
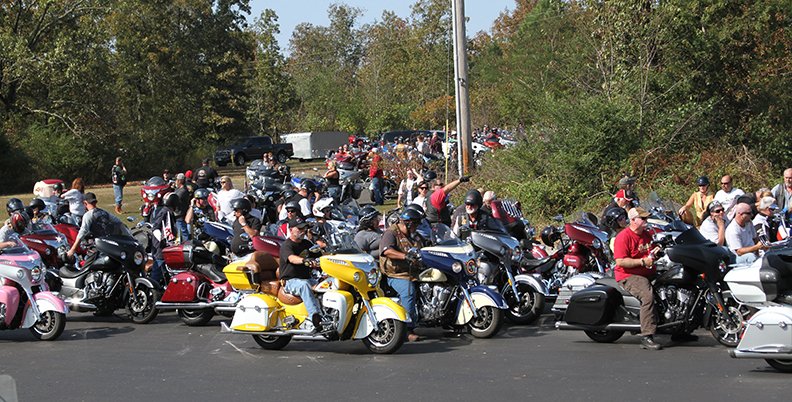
[678,176,713,226]
[147,192,179,284]
[380,207,425,342]
[425,172,471,225]
[6,198,24,217]
[602,206,629,252]
[215,176,245,223]
[194,158,218,189]
[276,188,298,221]
[276,200,304,238]
[185,188,217,226]
[67,192,130,259]
[617,174,640,207]
[28,198,52,224]
[230,197,262,256]
[355,206,382,258]
[0,212,30,250]
[451,189,505,236]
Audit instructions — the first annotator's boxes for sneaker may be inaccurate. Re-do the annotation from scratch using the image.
[641,335,663,350]
[670,333,699,343]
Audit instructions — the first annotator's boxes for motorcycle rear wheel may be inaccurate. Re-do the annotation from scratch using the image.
[468,306,504,338]
[253,334,292,350]
[362,318,406,354]
[501,282,545,325]
[178,309,215,326]
[766,359,792,373]
[127,283,160,324]
[29,311,66,341]
[584,330,624,343]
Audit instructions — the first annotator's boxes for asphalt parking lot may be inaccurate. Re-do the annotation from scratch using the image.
[0,312,788,401]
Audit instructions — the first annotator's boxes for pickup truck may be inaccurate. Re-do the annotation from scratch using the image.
[213,136,294,166]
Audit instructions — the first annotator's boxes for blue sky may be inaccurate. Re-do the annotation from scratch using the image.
[248,0,516,52]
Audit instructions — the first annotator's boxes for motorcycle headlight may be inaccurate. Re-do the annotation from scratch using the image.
[512,246,522,261]
[120,251,127,260]
[30,266,43,284]
[353,272,362,283]
[591,239,602,249]
[367,270,380,286]
[133,251,145,266]
[452,261,463,273]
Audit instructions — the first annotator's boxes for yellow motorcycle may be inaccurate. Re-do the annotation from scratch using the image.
[220,230,409,354]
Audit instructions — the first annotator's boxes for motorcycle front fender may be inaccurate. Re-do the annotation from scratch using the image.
[514,274,549,296]
[22,291,69,328]
[134,276,161,291]
[454,286,508,325]
[353,297,409,339]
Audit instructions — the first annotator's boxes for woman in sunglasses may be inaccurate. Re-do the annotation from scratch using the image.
[678,176,713,227]
[698,201,728,246]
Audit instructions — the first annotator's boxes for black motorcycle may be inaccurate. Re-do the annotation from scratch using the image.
[56,235,160,324]
[556,227,742,347]
[467,229,548,325]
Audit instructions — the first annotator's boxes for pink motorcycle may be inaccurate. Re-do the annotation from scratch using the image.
[0,237,68,340]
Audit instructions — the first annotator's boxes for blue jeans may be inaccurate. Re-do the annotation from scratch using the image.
[734,252,757,265]
[388,277,417,328]
[371,177,384,205]
[113,185,124,205]
[176,219,190,241]
[150,258,164,285]
[284,278,321,317]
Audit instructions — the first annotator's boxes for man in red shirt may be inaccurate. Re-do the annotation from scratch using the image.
[369,148,384,205]
[613,207,662,350]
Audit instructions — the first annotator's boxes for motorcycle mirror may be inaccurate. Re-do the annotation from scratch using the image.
[309,245,322,254]
[240,233,250,242]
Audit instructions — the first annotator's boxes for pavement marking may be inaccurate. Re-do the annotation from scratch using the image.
[224,340,260,359]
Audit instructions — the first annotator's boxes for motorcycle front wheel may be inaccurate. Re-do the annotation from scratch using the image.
[468,306,504,338]
[709,303,747,348]
[501,282,545,325]
[30,311,66,341]
[362,318,406,354]
[253,334,292,350]
[766,359,792,373]
[127,283,160,324]
[178,309,215,326]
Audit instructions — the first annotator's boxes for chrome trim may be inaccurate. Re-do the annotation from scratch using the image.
[460,287,478,318]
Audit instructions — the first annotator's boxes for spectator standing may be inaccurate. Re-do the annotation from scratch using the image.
[215,176,245,223]
[195,158,218,189]
[111,157,127,214]
[714,175,744,219]
[173,174,191,240]
[771,168,792,212]
[369,148,385,205]
[397,169,419,207]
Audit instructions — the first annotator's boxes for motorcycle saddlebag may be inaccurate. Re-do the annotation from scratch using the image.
[736,306,792,353]
[160,272,200,303]
[162,243,192,270]
[564,285,622,326]
[230,293,280,332]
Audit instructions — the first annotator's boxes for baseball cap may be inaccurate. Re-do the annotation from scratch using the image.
[618,175,637,186]
[175,173,185,181]
[614,189,634,201]
[627,207,650,220]
[759,196,778,210]
[288,218,310,229]
[84,192,98,204]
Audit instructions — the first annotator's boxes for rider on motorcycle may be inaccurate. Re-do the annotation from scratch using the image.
[380,207,425,342]
[451,189,506,236]
[279,217,324,332]
[185,188,217,225]
[230,198,262,256]
[0,212,29,250]
[354,206,382,259]
[66,192,131,259]
[194,158,218,189]
[28,198,53,224]
[276,200,304,238]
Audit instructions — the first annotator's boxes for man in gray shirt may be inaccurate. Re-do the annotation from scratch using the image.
[725,203,768,265]
[67,192,130,258]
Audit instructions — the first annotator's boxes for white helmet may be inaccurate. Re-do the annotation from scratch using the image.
[312,197,335,218]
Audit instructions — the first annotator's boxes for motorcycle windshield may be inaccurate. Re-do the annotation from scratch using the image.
[673,228,710,245]
[0,235,30,255]
[572,211,609,243]
[430,224,465,247]
[324,226,363,254]
[31,222,58,235]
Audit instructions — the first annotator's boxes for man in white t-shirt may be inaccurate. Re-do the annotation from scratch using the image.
[725,203,768,264]
[713,175,744,219]
[215,176,245,223]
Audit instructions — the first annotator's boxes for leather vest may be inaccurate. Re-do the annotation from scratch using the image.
[380,224,420,280]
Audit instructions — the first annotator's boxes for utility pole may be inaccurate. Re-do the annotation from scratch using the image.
[451,0,473,175]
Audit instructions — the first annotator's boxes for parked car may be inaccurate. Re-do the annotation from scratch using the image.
[214,136,294,166]
[280,131,349,161]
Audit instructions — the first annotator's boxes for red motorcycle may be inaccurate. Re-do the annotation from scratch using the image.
[21,222,75,291]
[140,176,171,220]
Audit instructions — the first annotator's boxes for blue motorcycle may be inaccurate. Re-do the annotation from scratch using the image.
[411,224,508,338]
[195,219,234,257]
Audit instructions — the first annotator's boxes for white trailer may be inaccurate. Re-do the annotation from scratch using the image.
[279,131,349,161]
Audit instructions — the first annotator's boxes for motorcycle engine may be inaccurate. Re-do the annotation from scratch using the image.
[418,283,453,323]
[85,271,115,299]
[656,285,693,323]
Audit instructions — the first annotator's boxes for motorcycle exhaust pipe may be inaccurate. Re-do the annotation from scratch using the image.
[155,301,238,310]
[67,301,98,312]
[555,322,642,331]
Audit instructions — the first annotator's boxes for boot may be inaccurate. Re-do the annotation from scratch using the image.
[115,204,122,214]
[641,335,663,350]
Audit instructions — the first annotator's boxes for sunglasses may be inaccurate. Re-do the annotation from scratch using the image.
[711,209,724,213]
[220,181,227,184]
[286,209,298,213]
[720,182,731,185]
[739,212,752,216]
[418,186,428,190]
[635,216,647,221]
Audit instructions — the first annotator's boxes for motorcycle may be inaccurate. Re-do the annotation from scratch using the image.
[56,235,160,323]
[464,228,548,325]
[20,221,72,291]
[556,227,742,347]
[727,238,792,371]
[139,176,171,220]
[0,236,69,340]
[221,226,409,354]
[410,224,508,338]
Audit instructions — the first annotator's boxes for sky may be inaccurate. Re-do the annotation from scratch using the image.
[248,0,516,52]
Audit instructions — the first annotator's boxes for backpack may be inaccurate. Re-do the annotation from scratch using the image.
[112,166,127,187]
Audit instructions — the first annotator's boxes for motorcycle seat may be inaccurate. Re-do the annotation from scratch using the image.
[522,257,555,273]
[194,264,227,283]
[59,265,84,279]
[594,277,633,297]
[277,287,302,305]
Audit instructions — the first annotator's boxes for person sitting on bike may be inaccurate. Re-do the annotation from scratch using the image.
[276,200,304,238]
[380,207,424,342]
[279,217,324,332]
[194,158,217,189]
[354,206,382,259]
[66,192,131,259]
[0,212,29,250]
[230,198,262,256]
[612,207,671,351]
[451,189,505,236]
[147,192,180,284]
[425,172,470,226]
[185,188,217,225]
[28,198,53,224]
[324,160,341,200]
[6,198,25,218]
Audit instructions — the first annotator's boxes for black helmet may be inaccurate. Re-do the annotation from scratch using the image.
[299,180,316,193]
[359,206,380,228]
[6,198,24,216]
[53,182,64,193]
[193,188,211,200]
[163,192,180,209]
[404,203,425,217]
[10,211,29,234]
[422,171,437,182]
[29,198,46,212]
[399,208,423,222]
[230,197,252,214]
[540,226,560,247]
[282,189,297,200]
[464,189,483,208]
[603,206,628,231]
[284,200,301,213]
[696,176,710,186]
